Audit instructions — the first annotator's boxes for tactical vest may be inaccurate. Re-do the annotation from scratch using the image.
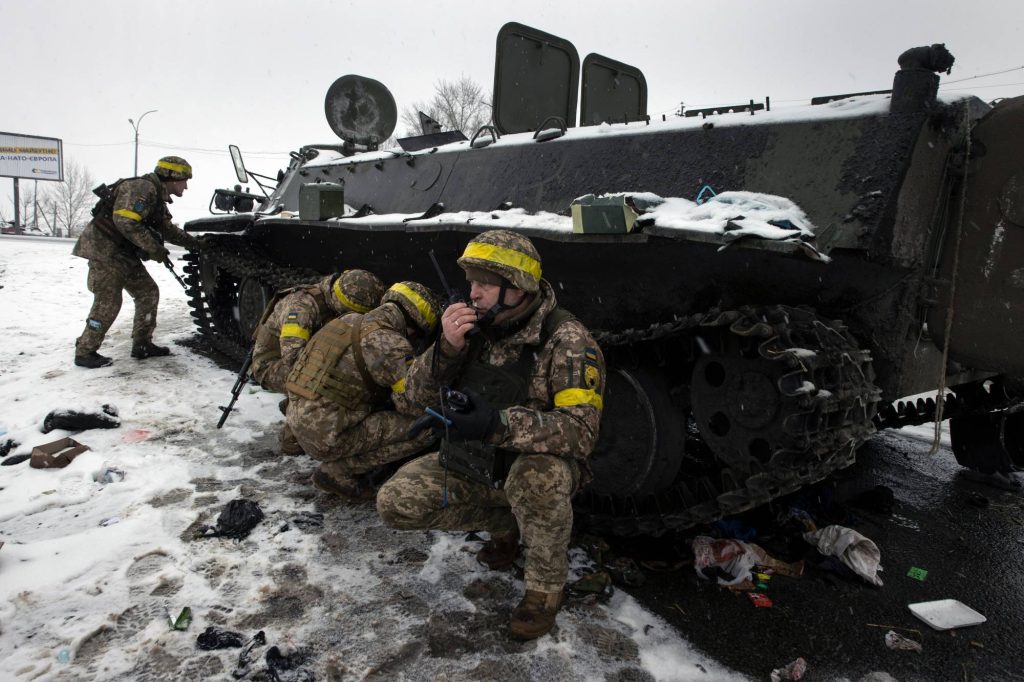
[439,307,574,488]
[251,283,331,365]
[91,175,170,257]
[284,314,390,410]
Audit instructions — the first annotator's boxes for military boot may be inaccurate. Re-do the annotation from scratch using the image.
[131,341,171,359]
[510,589,564,640]
[477,529,519,570]
[74,351,113,369]
[311,469,376,502]
[279,424,304,456]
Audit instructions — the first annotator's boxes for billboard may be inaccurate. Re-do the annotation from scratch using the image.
[0,132,63,181]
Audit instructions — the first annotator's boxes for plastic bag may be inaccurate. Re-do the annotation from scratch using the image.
[692,536,802,586]
[196,626,246,650]
[803,525,883,586]
[197,499,265,540]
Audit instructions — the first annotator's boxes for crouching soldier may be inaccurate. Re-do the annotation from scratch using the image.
[285,281,442,499]
[250,269,385,454]
[376,230,605,641]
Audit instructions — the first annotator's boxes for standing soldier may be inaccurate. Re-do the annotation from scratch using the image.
[376,230,606,641]
[250,269,386,455]
[285,281,442,498]
[72,156,200,368]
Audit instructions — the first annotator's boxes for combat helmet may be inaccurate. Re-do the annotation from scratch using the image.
[381,281,441,334]
[154,156,193,180]
[457,229,541,293]
[330,269,386,314]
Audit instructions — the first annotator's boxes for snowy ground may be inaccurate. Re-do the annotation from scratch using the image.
[0,236,744,681]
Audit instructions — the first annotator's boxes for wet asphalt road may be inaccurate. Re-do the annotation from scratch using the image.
[616,429,1024,682]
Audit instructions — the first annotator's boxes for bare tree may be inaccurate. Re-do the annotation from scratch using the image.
[401,76,491,138]
[42,158,96,238]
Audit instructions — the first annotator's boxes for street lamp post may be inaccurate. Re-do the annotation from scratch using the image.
[128,109,158,176]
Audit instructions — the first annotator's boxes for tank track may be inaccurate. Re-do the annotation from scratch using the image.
[873,375,1023,430]
[184,250,882,535]
[182,234,318,363]
[579,305,882,536]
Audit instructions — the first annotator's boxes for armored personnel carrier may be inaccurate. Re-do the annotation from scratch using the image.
[184,23,1024,535]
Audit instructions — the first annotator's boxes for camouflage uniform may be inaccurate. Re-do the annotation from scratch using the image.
[250,270,385,394]
[377,236,606,595]
[285,283,440,484]
[73,170,198,356]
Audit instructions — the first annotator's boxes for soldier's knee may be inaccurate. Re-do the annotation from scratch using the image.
[376,480,418,529]
[506,455,574,508]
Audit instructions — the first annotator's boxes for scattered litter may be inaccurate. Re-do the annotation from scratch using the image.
[42,404,120,434]
[1,453,30,466]
[571,570,612,595]
[196,626,247,650]
[30,437,90,469]
[0,437,17,458]
[93,463,126,483]
[692,536,804,586]
[747,592,773,608]
[770,656,807,681]
[233,630,267,677]
[884,629,922,652]
[803,525,883,586]
[121,429,152,444]
[196,499,265,540]
[266,644,313,681]
[168,606,192,631]
[606,557,646,587]
[56,648,71,664]
[99,516,121,527]
[908,599,986,630]
[906,566,928,581]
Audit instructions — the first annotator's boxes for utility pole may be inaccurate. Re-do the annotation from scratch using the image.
[13,178,19,232]
[128,109,158,176]
[33,180,39,231]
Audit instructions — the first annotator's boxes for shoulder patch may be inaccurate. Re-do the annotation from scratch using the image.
[132,200,146,213]
[286,312,299,321]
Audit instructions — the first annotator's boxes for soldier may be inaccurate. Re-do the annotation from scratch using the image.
[285,281,442,498]
[376,230,606,641]
[72,156,200,368]
[251,269,386,455]
[250,269,387,394]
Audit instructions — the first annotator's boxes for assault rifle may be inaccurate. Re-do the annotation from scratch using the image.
[428,249,477,337]
[217,347,254,429]
[163,257,187,291]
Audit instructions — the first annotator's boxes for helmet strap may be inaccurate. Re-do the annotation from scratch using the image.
[475,281,511,330]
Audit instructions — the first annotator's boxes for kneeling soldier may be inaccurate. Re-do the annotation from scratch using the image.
[251,269,385,454]
[376,230,605,641]
[285,281,441,498]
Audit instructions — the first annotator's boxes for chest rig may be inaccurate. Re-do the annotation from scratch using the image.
[439,308,572,487]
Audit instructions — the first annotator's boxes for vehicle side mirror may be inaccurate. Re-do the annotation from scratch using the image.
[229,144,248,184]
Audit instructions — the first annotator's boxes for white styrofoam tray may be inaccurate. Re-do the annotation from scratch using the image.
[908,599,986,630]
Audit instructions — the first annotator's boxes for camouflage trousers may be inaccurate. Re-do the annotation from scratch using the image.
[286,396,433,477]
[251,356,290,394]
[76,259,159,355]
[377,452,580,593]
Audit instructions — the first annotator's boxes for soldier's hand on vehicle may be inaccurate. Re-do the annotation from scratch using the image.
[149,245,171,262]
[441,302,478,350]
[444,389,500,442]
[182,233,201,251]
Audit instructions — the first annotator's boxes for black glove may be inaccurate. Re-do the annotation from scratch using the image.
[445,389,499,442]
[149,245,170,262]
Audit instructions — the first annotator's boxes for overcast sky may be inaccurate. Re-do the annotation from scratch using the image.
[2,0,1021,227]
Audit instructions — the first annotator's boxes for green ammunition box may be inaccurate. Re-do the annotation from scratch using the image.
[571,194,660,234]
[299,181,346,221]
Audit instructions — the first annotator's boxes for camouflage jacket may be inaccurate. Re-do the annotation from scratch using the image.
[288,301,421,421]
[251,275,349,377]
[405,280,605,469]
[72,173,197,269]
